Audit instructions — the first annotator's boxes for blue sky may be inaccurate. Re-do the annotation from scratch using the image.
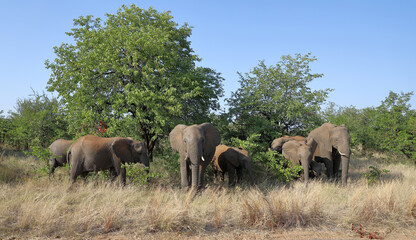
[1,0,415,115]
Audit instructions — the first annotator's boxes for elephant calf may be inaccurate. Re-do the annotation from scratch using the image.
[271,135,306,153]
[281,138,321,183]
[49,139,73,175]
[211,145,254,187]
[68,135,150,186]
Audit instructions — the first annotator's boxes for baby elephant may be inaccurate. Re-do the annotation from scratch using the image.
[271,135,306,153]
[49,139,73,175]
[68,135,150,186]
[281,138,321,183]
[212,145,254,186]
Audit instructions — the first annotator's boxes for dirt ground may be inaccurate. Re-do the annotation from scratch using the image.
[4,228,416,240]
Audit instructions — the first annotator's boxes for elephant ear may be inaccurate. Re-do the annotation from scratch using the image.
[111,138,133,164]
[306,138,317,154]
[201,122,221,155]
[282,141,301,166]
[309,123,333,158]
[169,124,187,153]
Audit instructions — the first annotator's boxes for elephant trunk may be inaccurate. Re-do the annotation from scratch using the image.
[188,142,203,189]
[341,154,349,185]
[337,143,350,185]
[302,158,309,184]
[191,163,199,189]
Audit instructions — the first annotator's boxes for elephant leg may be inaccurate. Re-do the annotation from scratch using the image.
[81,172,89,184]
[198,164,207,189]
[49,159,57,175]
[332,154,341,177]
[326,160,334,178]
[186,161,192,188]
[118,167,126,186]
[109,167,117,182]
[236,166,243,185]
[113,163,126,186]
[227,163,236,187]
[317,157,333,178]
[180,156,190,189]
[220,171,225,182]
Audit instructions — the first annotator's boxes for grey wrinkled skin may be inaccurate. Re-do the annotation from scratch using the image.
[169,123,221,190]
[308,123,351,185]
[212,145,254,187]
[271,135,306,153]
[49,139,73,175]
[281,138,320,184]
[68,135,150,187]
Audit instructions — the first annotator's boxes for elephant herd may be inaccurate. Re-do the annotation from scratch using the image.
[48,122,351,189]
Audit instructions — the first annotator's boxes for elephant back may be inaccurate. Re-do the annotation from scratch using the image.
[308,123,335,159]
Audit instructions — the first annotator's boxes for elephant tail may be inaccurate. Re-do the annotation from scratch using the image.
[66,148,72,167]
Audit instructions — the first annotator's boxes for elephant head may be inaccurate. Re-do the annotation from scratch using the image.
[271,135,306,153]
[112,138,150,168]
[169,123,221,189]
[282,138,318,183]
[308,123,351,185]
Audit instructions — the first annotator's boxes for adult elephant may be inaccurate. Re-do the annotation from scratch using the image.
[212,145,254,186]
[281,138,320,183]
[308,123,351,185]
[169,123,221,190]
[271,135,306,153]
[49,139,73,175]
[68,135,150,186]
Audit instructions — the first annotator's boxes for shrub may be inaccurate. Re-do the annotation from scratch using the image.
[362,166,389,185]
[231,134,301,183]
[24,145,51,177]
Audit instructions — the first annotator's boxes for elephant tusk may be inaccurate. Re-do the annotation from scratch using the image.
[201,156,205,161]
[338,151,350,158]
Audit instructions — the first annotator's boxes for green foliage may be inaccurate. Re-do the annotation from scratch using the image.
[230,134,301,183]
[323,91,416,162]
[24,145,52,177]
[45,4,223,157]
[226,53,331,146]
[122,163,162,185]
[6,91,69,150]
[362,166,389,185]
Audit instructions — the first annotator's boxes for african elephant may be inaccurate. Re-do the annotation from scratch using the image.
[212,145,254,186]
[308,123,351,185]
[169,123,221,190]
[49,139,73,175]
[68,135,150,186]
[271,135,306,153]
[281,138,320,183]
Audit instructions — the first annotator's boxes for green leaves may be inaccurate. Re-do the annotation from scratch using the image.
[45,4,223,157]
[227,53,331,143]
[323,91,416,162]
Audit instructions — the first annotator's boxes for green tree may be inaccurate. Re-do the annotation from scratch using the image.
[323,91,416,161]
[45,5,223,158]
[7,91,69,150]
[373,91,415,159]
[227,53,331,144]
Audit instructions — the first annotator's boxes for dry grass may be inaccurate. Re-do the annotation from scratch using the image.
[1,154,416,239]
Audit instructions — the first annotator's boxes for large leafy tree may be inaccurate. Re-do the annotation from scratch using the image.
[46,5,223,158]
[226,53,331,143]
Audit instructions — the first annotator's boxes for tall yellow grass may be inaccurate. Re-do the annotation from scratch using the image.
[0,154,415,239]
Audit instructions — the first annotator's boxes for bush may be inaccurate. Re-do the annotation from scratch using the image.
[24,145,51,177]
[231,134,301,183]
[362,166,389,185]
